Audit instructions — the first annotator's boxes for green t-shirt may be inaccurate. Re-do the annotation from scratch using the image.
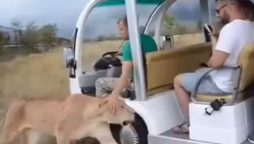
[122,34,157,61]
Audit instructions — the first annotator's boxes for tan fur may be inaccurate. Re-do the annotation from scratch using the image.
[0,94,135,144]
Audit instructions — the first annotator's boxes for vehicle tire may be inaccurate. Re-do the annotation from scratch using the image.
[110,114,148,144]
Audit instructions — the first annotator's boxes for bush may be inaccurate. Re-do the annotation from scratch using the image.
[38,24,58,46]
[163,15,179,35]
[18,22,58,52]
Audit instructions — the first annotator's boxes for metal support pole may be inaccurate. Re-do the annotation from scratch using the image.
[200,0,210,24]
[125,0,147,101]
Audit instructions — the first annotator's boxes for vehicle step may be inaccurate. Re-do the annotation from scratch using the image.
[148,129,251,144]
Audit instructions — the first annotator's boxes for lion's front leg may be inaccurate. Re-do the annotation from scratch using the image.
[55,134,70,144]
[54,109,74,144]
[90,124,117,144]
[26,130,41,144]
[55,123,71,144]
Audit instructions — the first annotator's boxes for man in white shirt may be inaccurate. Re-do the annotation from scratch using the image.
[173,0,254,134]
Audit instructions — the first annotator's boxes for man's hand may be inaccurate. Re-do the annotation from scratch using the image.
[105,95,124,114]
[199,62,209,68]
[211,31,220,40]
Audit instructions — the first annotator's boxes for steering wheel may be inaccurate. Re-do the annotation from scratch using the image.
[93,51,122,71]
[102,51,121,58]
[101,51,122,64]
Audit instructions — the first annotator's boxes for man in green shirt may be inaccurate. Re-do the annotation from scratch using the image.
[95,16,157,109]
[122,34,158,62]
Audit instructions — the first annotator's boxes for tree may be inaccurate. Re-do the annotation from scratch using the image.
[20,22,39,52]
[11,20,23,44]
[163,15,179,35]
[97,35,104,41]
[0,31,7,54]
[38,24,58,46]
[0,31,7,46]
[9,21,58,52]
[11,20,22,29]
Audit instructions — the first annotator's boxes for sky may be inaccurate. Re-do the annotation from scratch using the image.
[0,0,87,38]
[0,0,214,39]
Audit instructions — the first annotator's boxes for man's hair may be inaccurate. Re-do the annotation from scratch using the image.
[216,0,239,7]
[240,0,254,20]
[216,0,253,7]
[117,15,128,26]
[216,0,254,20]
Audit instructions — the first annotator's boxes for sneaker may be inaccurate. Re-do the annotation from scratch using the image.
[173,122,190,134]
[248,133,254,143]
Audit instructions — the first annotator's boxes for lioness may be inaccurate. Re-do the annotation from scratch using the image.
[0,94,135,144]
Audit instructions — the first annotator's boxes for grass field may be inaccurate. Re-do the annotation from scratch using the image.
[0,34,203,144]
[0,40,122,144]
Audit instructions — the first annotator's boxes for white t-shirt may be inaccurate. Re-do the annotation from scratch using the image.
[210,20,254,93]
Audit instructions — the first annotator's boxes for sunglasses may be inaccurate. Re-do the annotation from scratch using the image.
[216,4,227,14]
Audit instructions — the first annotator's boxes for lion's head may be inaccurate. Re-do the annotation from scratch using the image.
[98,99,135,125]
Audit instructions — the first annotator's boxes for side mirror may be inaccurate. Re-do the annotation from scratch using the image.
[63,47,75,68]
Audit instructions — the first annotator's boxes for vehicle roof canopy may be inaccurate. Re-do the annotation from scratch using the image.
[98,0,165,6]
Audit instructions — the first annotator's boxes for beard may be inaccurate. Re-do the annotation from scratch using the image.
[220,18,229,25]
[219,11,230,25]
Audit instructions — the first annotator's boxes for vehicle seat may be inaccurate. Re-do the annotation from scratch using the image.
[146,43,212,96]
[193,45,254,104]
[79,55,122,95]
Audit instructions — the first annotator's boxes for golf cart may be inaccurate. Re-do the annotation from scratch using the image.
[63,0,254,143]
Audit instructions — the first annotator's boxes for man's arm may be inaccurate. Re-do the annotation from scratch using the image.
[207,23,236,68]
[111,61,133,97]
[207,50,229,68]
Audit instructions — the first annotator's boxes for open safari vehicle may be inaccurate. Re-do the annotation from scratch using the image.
[63,0,254,143]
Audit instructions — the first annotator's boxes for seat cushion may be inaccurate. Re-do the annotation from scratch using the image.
[196,95,233,103]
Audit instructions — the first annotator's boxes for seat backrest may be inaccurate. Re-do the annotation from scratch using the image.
[194,45,254,103]
[239,45,254,91]
[146,43,212,95]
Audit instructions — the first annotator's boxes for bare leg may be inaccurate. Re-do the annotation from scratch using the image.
[174,74,190,121]
[90,124,117,144]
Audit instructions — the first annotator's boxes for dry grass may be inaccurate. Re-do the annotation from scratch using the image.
[0,50,69,106]
[174,33,203,48]
[0,40,122,102]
